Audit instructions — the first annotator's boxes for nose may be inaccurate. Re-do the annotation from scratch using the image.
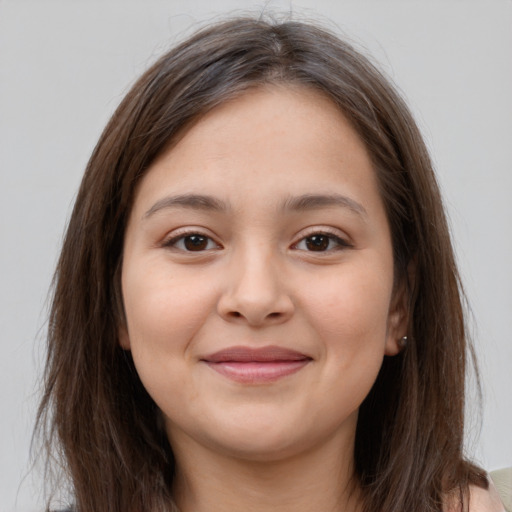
[217,248,294,327]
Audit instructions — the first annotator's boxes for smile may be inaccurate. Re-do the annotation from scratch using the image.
[201,346,312,384]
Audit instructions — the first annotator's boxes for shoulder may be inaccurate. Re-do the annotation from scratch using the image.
[444,481,506,512]
[467,481,506,511]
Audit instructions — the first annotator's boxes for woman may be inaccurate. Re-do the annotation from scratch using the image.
[36,17,504,512]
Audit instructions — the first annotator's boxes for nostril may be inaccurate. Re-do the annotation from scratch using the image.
[228,311,282,320]
[218,293,294,325]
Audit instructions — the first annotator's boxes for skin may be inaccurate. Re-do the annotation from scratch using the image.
[119,85,409,512]
[444,482,506,512]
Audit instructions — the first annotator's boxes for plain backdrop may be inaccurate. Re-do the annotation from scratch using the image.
[1,1,511,510]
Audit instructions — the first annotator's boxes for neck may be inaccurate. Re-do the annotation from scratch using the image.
[170,428,362,512]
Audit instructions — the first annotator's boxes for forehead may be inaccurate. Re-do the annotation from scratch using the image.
[129,85,383,220]
[171,84,366,159]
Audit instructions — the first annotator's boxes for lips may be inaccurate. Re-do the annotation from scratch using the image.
[201,346,312,384]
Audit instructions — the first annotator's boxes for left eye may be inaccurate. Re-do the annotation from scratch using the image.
[294,233,350,252]
[165,234,219,252]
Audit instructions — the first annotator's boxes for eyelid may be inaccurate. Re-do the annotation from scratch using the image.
[291,226,353,252]
[159,225,352,253]
[161,227,223,251]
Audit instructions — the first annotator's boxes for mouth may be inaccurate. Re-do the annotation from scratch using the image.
[201,346,312,384]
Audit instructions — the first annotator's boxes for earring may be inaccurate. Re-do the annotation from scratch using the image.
[398,336,408,349]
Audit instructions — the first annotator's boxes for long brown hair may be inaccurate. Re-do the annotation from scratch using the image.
[36,16,486,512]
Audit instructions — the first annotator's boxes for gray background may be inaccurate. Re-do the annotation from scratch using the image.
[1,1,511,510]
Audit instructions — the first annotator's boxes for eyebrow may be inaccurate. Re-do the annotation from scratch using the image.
[143,192,367,219]
[282,193,367,218]
[144,194,228,218]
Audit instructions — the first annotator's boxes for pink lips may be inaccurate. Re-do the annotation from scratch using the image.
[201,346,311,384]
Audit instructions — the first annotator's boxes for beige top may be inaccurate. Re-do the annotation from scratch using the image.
[490,468,512,512]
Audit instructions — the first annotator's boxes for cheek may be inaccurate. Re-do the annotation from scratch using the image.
[121,263,215,381]
[300,257,394,388]
[124,259,211,334]
[305,267,392,341]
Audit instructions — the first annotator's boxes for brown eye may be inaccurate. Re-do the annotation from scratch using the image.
[164,233,219,252]
[183,235,209,251]
[305,235,330,251]
[293,232,351,253]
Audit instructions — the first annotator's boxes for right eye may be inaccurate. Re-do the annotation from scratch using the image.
[163,233,220,252]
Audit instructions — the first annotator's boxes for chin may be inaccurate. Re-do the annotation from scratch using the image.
[210,429,310,463]
[192,406,354,464]
[167,405,313,462]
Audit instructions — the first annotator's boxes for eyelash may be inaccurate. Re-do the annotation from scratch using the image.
[162,231,222,252]
[292,230,352,253]
[161,229,352,253]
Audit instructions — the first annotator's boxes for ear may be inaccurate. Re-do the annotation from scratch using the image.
[118,324,132,351]
[384,299,408,356]
[114,266,131,350]
[385,260,415,356]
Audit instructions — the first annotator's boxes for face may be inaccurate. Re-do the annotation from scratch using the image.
[120,86,407,462]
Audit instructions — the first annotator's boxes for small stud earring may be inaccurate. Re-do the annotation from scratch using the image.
[398,336,408,349]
